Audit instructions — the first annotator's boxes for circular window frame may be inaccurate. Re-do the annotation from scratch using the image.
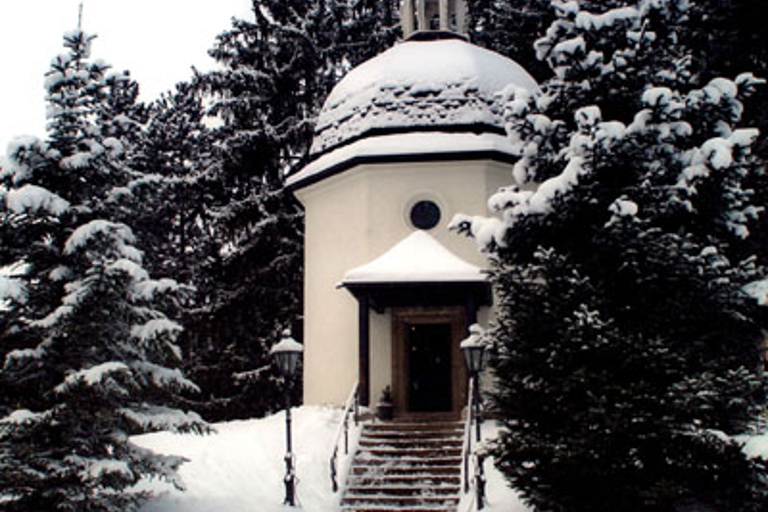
[404,194,445,231]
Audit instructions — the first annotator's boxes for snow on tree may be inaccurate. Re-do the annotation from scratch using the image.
[0,30,205,511]
[0,135,71,388]
[44,31,117,204]
[128,81,215,284]
[468,0,556,81]
[180,0,400,420]
[0,220,205,512]
[1,30,146,371]
[338,0,401,67]
[683,0,768,272]
[452,0,768,510]
[202,0,399,181]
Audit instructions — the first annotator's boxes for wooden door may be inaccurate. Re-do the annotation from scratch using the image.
[392,307,466,418]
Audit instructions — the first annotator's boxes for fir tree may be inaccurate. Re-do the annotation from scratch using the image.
[202,0,399,178]
[1,30,143,383]
[44,31,132,207]
[467,0,556,81]
[129,81,216,284]
[184,0,400,420]
[339,0,401,66]
[0,30,205,511]
[685,0,768,266]
[453,0,768,510]
[0,221,204,512]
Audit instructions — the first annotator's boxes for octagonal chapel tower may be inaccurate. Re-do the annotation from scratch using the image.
[286,0,537,416]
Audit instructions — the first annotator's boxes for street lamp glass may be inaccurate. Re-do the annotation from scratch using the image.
[462,344,486,374]
[460,324,486,374]
[274,350,302,377]
[271,330,304,378]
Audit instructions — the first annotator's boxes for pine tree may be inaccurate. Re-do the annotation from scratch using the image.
[183,0,400,420]
[186,181,304,421]
[0,135,68,415]
[44,31,133,207]
[1,31,141,385]
[452,0,768,510]
[202,0,399,179]
[0,30,205,511]
[129,81,216,284]
[684,0,768,266]
[467,0,556,81]
[0,221,204,512]
[686,0,767,86]
[339,0,401,66]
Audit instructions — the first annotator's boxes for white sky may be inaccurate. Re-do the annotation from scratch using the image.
[0,0,253,157]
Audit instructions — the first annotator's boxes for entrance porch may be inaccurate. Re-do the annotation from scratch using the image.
[341,231,491,417]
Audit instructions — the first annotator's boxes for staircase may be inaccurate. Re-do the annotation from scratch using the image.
[341,420,464,512]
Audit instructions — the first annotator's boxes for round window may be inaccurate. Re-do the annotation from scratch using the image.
[410,200,441,230]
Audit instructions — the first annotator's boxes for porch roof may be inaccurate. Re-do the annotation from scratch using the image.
[341,230,486,285]
[340,230,491,310]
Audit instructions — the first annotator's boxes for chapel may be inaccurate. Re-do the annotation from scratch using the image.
[286,0,538,417]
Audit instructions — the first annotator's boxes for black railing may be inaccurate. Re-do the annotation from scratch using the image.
[329,382,360,493]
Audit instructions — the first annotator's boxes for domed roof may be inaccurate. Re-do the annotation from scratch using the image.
[310,35,538,157]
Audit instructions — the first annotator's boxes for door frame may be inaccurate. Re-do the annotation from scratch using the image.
[392,306,467,418]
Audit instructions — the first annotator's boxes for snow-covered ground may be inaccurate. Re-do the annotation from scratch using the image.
[134,406,531,512]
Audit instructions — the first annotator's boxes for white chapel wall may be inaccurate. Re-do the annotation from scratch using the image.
[295,158,513,406]
[297,171,369,405]
[369,310,393,405]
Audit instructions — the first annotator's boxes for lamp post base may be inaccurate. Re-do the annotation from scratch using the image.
[284,453,297,506]
[283,390,297,506]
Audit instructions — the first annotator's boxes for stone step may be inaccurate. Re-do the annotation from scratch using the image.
[342,420,464,512]
[341,495,460,508]
[348,475,461,487]
[360,431,464,443]
[359,437,463,449]
[361,429,463,440]
[359,447,462,459]
[353,455,462,466]
[344,484,459,496]
[341,506,457,512]
[351,464,461,476]
[365,422,462,433]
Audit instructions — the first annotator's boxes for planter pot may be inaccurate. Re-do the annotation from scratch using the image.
[376,403,394,420]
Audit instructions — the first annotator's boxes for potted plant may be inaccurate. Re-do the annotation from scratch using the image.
[376,386,394,420]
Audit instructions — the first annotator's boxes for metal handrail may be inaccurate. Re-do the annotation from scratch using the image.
[461,377,474,493]
[329,382,360,493]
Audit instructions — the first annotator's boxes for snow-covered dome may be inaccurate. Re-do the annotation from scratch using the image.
[310,35,538,157]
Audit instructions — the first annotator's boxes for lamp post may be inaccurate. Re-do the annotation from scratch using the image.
[270,329,303,507]
[461,324,486,440]
[460,323,487,510]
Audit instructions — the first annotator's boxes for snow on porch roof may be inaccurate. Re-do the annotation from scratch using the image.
[341,230,486,285]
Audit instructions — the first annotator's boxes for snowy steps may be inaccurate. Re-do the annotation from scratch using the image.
[341,420,463,512]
